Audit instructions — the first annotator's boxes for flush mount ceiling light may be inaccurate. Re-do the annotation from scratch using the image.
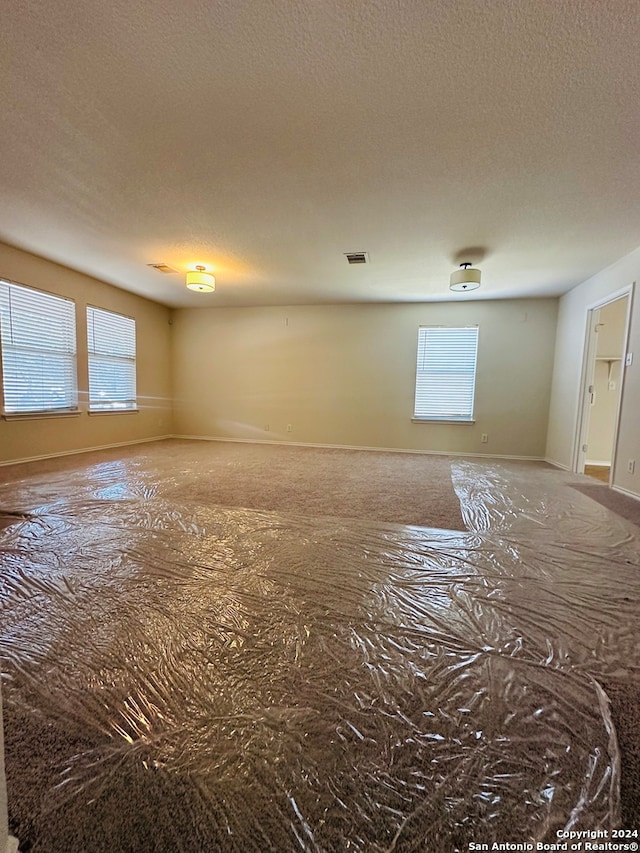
[186,265,215,293]
[449,262,481,292]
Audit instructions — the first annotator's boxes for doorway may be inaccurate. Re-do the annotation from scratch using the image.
[575,292,631,483]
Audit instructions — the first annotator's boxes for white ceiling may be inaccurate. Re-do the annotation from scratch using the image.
[2,0,640,308]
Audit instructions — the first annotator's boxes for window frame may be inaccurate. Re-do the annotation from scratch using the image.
[0,278,79,418]
[86,305,137,413]
[412,325,479,423]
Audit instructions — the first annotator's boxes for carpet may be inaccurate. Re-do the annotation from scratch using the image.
[0,439,467,531]
[571,482,640,528]
[159,440,466,529]
[1,446,638,850]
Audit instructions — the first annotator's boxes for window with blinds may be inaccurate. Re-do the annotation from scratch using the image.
[0,279,78,415]
[87,306,137,411]
[413,326,479,421]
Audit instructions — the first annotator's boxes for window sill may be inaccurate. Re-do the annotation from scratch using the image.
[3,410,81,421]
[412,418,476,424]
[87,409,139,416]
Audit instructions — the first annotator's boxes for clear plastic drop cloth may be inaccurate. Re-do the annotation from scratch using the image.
[0,455,638,852]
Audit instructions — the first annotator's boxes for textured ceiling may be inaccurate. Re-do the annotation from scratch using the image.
[2,0,640,307]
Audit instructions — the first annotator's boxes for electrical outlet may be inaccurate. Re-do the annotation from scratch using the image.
[286,424,292,433]
[628,459,635,474]
[481,433,488,443]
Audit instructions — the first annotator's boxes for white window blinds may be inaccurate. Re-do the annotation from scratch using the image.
[413,326,479,421]
[87,306,136,411]
[0,279,78,414]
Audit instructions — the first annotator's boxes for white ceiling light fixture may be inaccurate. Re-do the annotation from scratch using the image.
[449,262,481,292]
[186,265,215,293]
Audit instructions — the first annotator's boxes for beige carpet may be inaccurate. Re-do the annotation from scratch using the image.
[2,444,639,851]
[1,439,466,531]
[158,440,466,529]
[571,481,640,528]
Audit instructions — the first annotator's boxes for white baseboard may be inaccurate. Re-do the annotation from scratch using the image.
[0,435,173,469]
[612,484,640,503]
[585,459,611,467]
[171,434,545,462]
[544,458,570,470]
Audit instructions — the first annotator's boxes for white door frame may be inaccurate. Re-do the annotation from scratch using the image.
[573,283,634,478]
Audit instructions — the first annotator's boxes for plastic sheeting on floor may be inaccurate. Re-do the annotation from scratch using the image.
[0,455,638,852]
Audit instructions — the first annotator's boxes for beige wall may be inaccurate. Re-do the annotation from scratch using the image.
[587,360,621,464]
[172,299,558,458]
[0,243,173,465]
[546,245,640,498]
[586,299,627,464]
[596,298,627,359]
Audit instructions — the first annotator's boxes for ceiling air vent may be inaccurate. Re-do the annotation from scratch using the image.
[147,263,178,274]
[344,252,368,265]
